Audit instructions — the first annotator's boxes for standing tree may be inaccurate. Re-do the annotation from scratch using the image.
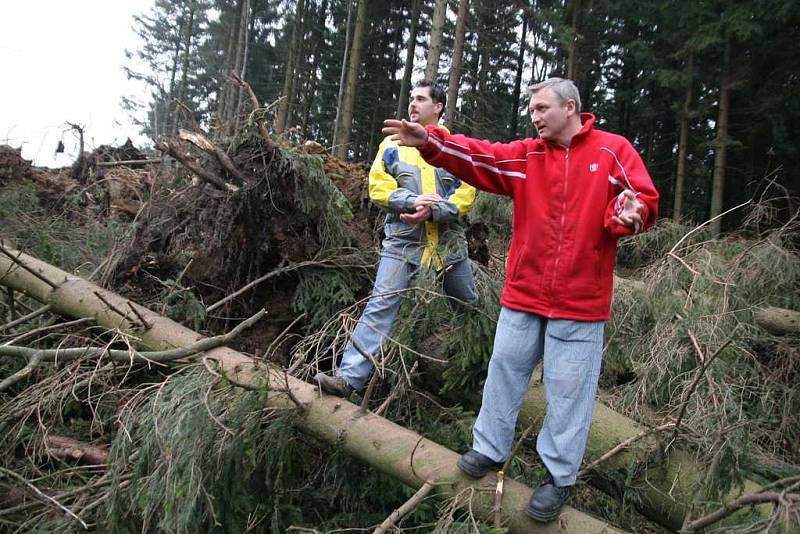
[333,0,368,159]
[444,0,469,129]
[424,0,447,81]
[274,0,307,134]
[396,0,422,119]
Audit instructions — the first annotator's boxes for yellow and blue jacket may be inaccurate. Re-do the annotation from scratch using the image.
[369,134,477,269]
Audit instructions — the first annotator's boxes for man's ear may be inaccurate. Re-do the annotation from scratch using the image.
[566,99,577,116]
[434,101,444,116]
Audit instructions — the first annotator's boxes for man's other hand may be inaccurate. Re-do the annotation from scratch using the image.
[611,190,644,228]
[383,119,428,147]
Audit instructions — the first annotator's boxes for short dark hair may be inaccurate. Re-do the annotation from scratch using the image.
[413,80,447,117]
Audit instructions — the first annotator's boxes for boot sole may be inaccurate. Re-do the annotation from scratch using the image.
[525,505,562,522]
[456,457,502,478]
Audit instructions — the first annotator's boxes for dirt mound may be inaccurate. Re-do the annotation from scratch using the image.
[0,145,35,186]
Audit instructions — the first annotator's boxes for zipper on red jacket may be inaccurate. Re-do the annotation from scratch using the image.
[548,147,569,318]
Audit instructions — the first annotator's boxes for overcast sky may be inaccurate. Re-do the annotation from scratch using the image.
[0,1,154,168]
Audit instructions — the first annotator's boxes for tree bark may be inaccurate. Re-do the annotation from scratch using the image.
[673,51,693,220]
[332,0,354,149]
[709,34,732,235]
[754,306,800,335]
[424,0,447,82]
[0,248,620,534]
[397,0,422,120]
[333,0,367,159]
[444,0,468,130]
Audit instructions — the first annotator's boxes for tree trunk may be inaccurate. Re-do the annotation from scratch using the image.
[333,0,367,160]
[332,0,354,149]
[566,0,580,80]
[0,247,620,534]
[302,0,328,138]
[171,0,197,137]
[424,0,447,82]
[509,14,528,140]
[230,0,252,137]
[673,51,693,220]
[709,34,732,235]
[274,0,306,134]
[475,35,491,138]
[444,0,468,130]
[214,5,239,136]
[397,0,422,120]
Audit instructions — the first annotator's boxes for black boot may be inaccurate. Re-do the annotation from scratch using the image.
[456,449,504,478]
[314,373,354,397]
[526,471,571,522]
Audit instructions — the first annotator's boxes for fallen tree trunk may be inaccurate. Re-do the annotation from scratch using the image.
[754,306,800,336]
[0,247,620,533]
[519,383,768,530]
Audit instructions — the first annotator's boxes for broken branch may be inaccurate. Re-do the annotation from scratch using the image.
[156,140,238,192]
[178,128,246,185]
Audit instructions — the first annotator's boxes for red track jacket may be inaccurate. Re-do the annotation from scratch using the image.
[419,113,659,321]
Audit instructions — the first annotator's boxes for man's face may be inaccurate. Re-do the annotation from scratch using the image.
[529,88,575,142]
[408,86,442,126]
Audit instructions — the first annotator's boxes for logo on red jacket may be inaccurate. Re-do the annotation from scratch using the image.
[589,163,599,173]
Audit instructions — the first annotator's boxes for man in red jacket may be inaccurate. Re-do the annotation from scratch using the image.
[383,78,658,522]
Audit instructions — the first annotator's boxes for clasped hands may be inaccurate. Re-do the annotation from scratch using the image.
[401,193,442,224]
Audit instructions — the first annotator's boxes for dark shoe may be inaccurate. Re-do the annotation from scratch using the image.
[526,471,571,522]
[314,373,354,397]
[457,449,504,478]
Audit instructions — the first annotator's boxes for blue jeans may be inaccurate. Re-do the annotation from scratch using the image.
[472,307,604,486]
[337,255,477,390]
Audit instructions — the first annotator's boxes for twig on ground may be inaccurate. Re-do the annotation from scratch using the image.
[0,466,88,530]
[0,350,44,392]
[0,309,267,364]
[578,422,675,478]
[681,492,799,532]
[0,304,52,333]
[2,317,92,346]
[373,480,436,534]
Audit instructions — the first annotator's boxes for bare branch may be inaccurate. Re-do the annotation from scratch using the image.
[0,304,52,333]
[0,309,267,364]
[373,480,436,534]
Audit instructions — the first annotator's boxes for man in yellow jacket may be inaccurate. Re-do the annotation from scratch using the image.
[316,81,478,396]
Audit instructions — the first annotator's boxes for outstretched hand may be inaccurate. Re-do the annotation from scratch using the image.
[382,119,428,147]
[612,190,644,228]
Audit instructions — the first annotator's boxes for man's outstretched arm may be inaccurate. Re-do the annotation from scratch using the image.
[382,119,527,197]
